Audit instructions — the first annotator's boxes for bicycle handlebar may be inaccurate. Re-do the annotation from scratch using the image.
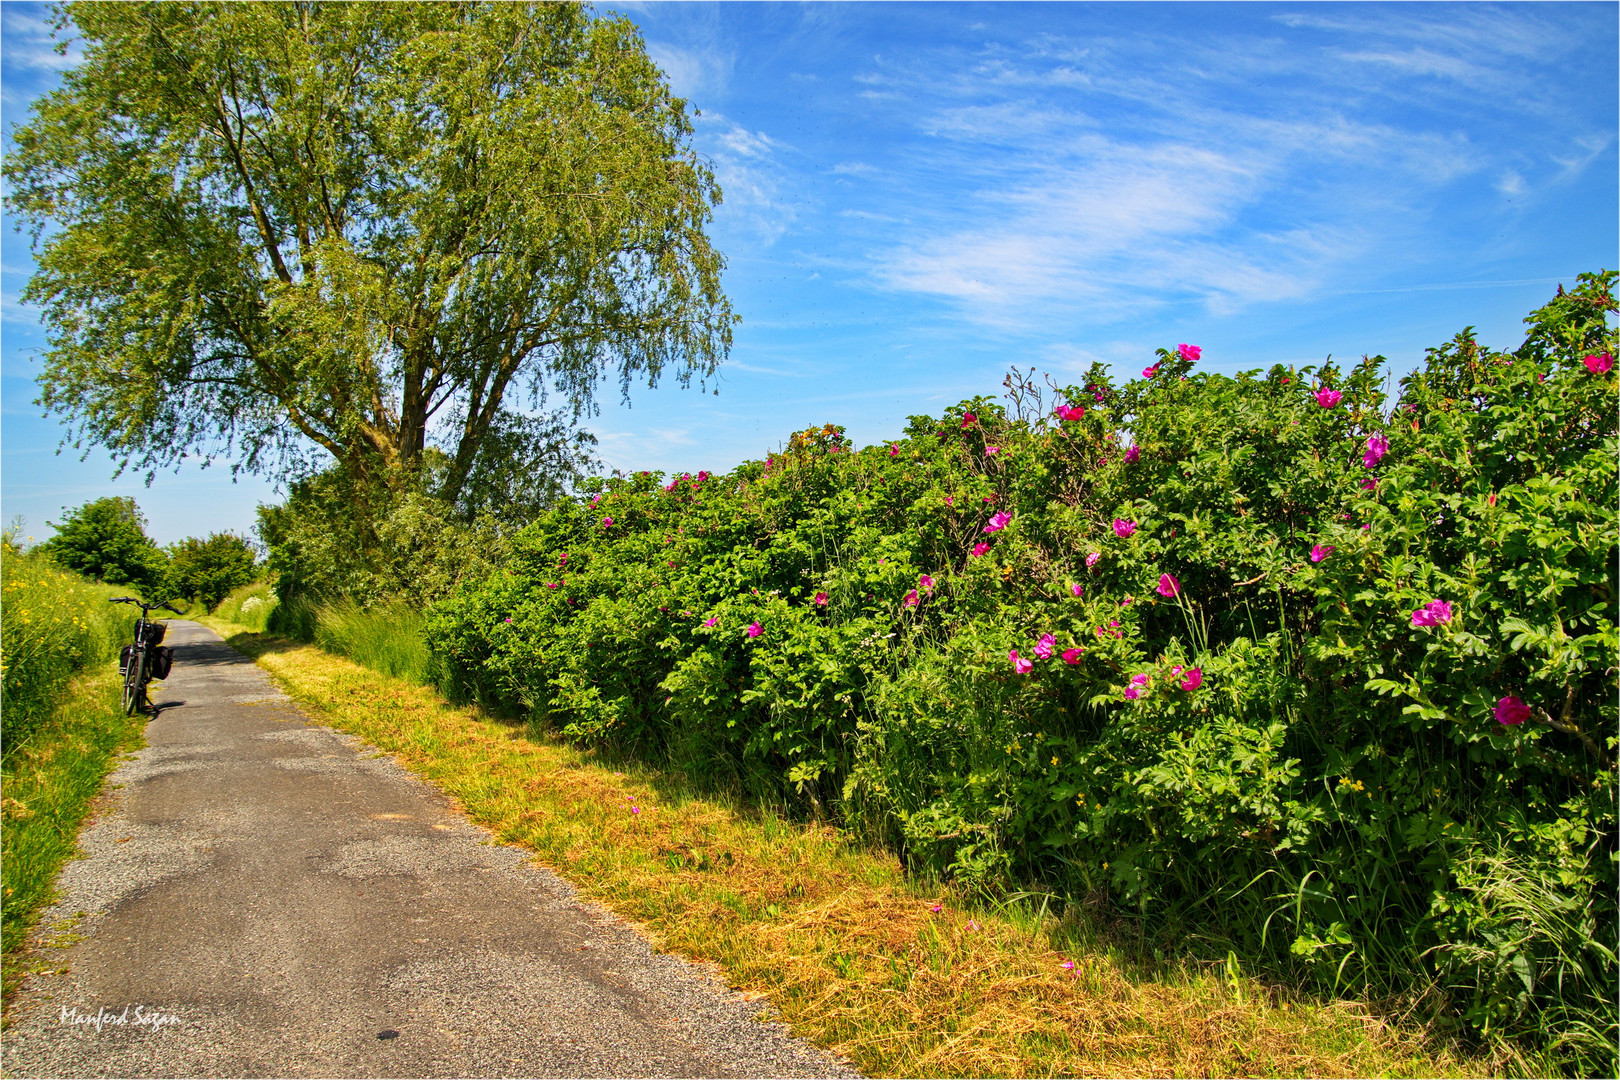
[108,597,181,615]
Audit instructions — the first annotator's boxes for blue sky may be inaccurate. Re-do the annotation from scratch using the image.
[3,2,1616,546]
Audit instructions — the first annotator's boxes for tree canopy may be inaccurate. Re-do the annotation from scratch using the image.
[6,1,734,516]
[166,531,258,609]
[39,497,167,590]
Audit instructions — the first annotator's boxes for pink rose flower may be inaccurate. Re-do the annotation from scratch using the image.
[703,617,718,627]
[1035,633,1056,660]
[903,590,919,607]
[1315,388,1343,408]
[1130,673,1150,688]
[1583,352,1614,375]
[1125,445,1140,464]
[1086,552,1101,570]
[971,542,990,558]
[602,516,613,527]
[1156,573,1181,598]
[1410,600,1453,627]
[985,446,1000,455]
[1113,519,1137,538]
[813,591,829,606]
[1123,687,1140,700]
[1363,433,1389,468]
[1495,695,1532,726]
[919,574,934,592]
[890,444,900,456]
[1178,343,1201,362]
[1142,364,1160,379]
[1310,544,1334,563]
[746,621,763,638]
[1010,650,1033,674]
[1070,583,1083,597]
[984,512,1012,533]
[1061,648,1082,665]
[961,412,977,428]
[1180,667,1203,691]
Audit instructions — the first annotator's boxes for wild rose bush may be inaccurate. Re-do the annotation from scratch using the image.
[427,274,1616,1067]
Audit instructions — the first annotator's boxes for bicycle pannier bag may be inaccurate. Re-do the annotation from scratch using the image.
[150,646,175,681]
[119,644,135,678]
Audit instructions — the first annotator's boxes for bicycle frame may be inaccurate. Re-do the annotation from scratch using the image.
[109,597,180,716]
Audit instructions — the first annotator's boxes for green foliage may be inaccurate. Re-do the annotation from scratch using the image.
[210,579,279,631]
[257,466,510,610]
[36,496,167,592]
[166,531,257,610]
[6,1,729,512]
[426,274,1617,1068]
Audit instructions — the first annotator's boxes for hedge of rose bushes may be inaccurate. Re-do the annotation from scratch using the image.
[426,272,1616,1067]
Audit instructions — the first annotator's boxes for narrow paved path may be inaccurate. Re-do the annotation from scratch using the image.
[3,622,855,1079]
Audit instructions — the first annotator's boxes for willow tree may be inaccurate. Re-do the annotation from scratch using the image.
[6,1,734,515]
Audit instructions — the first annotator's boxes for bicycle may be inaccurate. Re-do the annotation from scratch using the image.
[109,596,181,715]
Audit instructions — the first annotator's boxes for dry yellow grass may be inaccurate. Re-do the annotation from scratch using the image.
[202,620,1489,1078]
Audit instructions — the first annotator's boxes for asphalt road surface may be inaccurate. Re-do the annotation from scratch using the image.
[3,621,857,1079]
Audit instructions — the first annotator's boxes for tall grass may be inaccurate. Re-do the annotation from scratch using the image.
[1,542,148,1006]
[311,599,431,683]
[1,542,128,757]
[249,596,431,685]
[206,589,431,685]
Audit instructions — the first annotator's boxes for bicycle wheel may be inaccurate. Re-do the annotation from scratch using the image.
[122,646,144,716]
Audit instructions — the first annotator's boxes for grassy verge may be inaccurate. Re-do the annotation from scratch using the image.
[195,618,1491,1078]
[2,542,149,1014]
[1,666,146,1012]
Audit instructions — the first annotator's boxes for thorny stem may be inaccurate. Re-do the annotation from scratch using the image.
[1536,684,1613,771]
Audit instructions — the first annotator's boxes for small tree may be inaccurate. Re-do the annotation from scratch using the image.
[167,532,257,610]
[39,496,166,591]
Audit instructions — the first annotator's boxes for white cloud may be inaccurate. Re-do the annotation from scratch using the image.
[644,39,732,101]
[847,5,1601,332]
[700,114,800,247]
[1552,134,1613,183]
[1,290,39,326]
[1,6,82,76]
[1496,170,1527,198]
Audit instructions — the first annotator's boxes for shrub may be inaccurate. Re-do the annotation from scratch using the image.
[425,273,1617,1068]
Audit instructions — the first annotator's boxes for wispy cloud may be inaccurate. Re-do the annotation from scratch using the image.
[1,5,81,75]
[853,6,1605,330]
[700,113,801,248]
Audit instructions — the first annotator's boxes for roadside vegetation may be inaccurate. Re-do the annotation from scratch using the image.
[228,277,1614,1075]
[415,275,1615,1074]
[195,619,1486,1078]
[0,538,147,1010]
